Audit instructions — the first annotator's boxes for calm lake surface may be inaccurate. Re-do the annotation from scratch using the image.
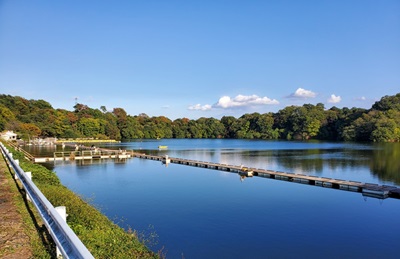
[26,140,400,258]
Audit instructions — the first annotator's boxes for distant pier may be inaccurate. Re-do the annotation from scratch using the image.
[7,142,131,162]
[33,150,131,162]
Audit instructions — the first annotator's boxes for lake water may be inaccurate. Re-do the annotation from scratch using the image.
[26,140,400,258]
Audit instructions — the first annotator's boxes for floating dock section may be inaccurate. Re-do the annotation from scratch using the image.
[34,150,131,163]
[133,153,400,200]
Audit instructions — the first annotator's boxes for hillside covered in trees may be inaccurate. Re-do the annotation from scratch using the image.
[1,93,399,142]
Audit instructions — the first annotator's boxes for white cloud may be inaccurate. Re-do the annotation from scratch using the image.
[356,96,366,101]
[215,94,279,109]
[188,104,212,111]
[288,88,316,99]
[188,94,279,112]
[327,94,342,103]
[162,105,170,109]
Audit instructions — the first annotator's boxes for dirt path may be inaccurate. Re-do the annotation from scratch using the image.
[0,156,33,258]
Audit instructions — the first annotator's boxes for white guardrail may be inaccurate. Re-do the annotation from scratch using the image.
[0,142,94,259]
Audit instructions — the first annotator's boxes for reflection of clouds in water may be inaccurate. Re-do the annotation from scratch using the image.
[220,152,278,170]
[292,168,305,175]
[169,150,221,163]
[218,171,232,178]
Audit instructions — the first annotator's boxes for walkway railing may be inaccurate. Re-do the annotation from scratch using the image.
[0,142,94,259]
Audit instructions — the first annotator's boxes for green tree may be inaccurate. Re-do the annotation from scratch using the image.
[336,107,366,140]
[204,118,225,138]
[232,118,250,139]
[0,104,16,131]
[188,120,203,138]
[113,108,129,138]
[103,112,121,140]
[256,113,278,139]
[372,93,400,112]
[220,116,236,138]
[77,118,104,137]
[274,105,297,139]
[18,123,42,140]
[318,107,340,140]
[172,118,190,138]
[274,104,325,140]
[371,118,398,142]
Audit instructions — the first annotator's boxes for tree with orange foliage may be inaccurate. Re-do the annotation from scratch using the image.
[18,123,42,139]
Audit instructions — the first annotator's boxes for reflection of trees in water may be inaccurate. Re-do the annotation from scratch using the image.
[254,145,400,185]
[370,143,400,185]
[173,149,218,161]
[226,149,373,174]
[269,149,372,174]
[151,145,400,185]
[182,148,373,175]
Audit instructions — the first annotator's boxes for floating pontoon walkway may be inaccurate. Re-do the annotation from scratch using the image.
[33,150,131,162]
[133,153,400,200]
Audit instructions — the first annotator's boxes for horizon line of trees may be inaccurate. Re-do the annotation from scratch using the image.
[1,93,399,142]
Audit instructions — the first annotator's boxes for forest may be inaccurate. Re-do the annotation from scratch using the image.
[0,93,399,142]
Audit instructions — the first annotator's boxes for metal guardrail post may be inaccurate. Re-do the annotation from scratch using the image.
[25,171,32,202]
[0,142,94,259]
[55,206,68,258]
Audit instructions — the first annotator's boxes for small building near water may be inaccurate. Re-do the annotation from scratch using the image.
[1,130,17,141]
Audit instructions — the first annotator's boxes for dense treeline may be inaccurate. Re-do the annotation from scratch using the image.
[1,93,399,142]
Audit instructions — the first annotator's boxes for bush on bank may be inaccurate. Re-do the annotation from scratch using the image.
[10,147,158,258]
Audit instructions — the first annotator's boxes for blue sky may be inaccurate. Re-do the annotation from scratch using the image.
[1,1,399,119]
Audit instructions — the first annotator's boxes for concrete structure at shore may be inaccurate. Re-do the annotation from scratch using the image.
[1,131,17,141]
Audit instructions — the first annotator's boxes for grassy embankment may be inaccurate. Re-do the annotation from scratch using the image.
[5,143,158,258]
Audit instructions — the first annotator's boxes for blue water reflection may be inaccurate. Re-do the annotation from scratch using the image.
[47,140,400,258]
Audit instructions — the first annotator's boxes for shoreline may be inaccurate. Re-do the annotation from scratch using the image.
[2,142,159,258]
